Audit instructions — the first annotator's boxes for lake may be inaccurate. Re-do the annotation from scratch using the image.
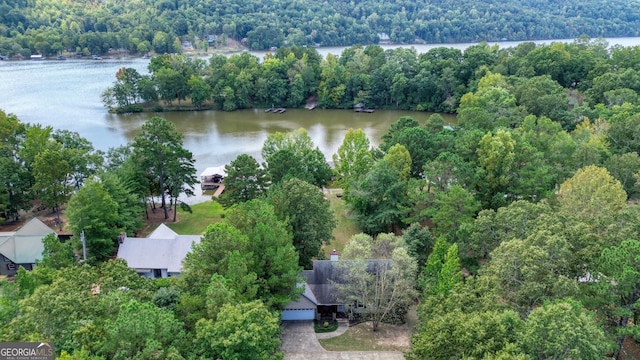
[0,56,453,202]
[0,57,453,169]
[1,37,639,202]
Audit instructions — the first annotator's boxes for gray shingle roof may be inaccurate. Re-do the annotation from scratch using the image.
[303,259,392,305]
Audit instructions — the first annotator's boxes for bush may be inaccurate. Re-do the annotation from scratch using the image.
[314,319,339,333]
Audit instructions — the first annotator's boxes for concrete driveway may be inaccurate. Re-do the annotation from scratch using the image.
[281,321,405,360]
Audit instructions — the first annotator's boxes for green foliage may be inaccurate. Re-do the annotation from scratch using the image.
[219,154,266,207]
[557,165,627,221]
[407,309,523,360]
[132,116,197,220]
[402,223,434,270]
[268,178,336,269]
[332,128,374,196]
[262,128,332,186]
[223,199,301,308]
[66,178,119,262]
[195,300,283,360]
[0,110,29,222]
[38,233,75,269]
[519,299,612,360]
[421,238,461,296]
[593,239,640,356]
[101,300,186,360]
[314,319,339,333]
[335,233,417,331]
[347,157,410,235]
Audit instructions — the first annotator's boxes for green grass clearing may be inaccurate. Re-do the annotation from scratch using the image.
[318,321,411,352]
[166,201,225,234]
[323,188,360,257]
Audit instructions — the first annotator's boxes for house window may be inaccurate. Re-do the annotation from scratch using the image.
[153,269,162,278]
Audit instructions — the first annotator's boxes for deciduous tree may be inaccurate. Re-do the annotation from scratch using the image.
[267,178,336,268]
[195,300,283,360]
[132,117,197,220]
[334,233,417,331]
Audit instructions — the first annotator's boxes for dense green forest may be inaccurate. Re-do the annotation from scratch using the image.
[8,37,640,358]
[105,37,632,118]
[3,0,640,57]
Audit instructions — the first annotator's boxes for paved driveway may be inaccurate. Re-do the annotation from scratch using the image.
[281,321,405,360]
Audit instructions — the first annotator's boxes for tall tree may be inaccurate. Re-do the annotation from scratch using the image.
[262,128,332,186]
[267,178,336,269]
[333,128,374,195]
[0,110,29,222]
[519,299,612,360]
[32,145,72,230]
[334,233,417,331]
[556,165,627,222]
[594,239,640,358]
[348,156,410,234]
[195,300,283,360]
[219,154,267,207]
[66,178,119,262]
[223,199,301,308]
[101,300,186,360]
[132,117,197,220]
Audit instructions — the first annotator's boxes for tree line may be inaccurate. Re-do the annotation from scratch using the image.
[104,37,639,117]
[3,0,640,57]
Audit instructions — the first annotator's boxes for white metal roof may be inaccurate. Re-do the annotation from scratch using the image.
[117,224,201,274]
[0,218,55,264]
[199,166,227,178]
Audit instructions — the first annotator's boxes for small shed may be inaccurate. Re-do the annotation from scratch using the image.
[200,166,227,190]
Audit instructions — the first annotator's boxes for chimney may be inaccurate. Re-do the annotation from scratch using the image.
[118,232,126,244]
[330,249,340,261]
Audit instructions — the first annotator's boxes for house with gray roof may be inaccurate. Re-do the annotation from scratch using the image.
[116,224,200,278]
[0,218,56,276]
[282,251,392,321]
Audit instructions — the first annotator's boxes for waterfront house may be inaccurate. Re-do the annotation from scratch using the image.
[116,224,200,278]
[0,218,56,276]
[200,166,226,190]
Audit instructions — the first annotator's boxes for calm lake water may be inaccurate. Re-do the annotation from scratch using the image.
[0,57,453,170]
[0,57,452,202]
[1,37,639,202]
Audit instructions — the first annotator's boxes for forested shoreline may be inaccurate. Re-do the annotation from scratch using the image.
[105,37,632,119]
[3,0,640,57]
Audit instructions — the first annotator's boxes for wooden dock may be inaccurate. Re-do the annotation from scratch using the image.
[212,184,225,198]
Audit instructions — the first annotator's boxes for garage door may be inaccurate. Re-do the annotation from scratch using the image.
[281,309,315,321]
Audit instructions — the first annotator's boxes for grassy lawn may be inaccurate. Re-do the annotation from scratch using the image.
[318,321,411,352]
[323,188,360,256]
[166,201,225,234]
[141,201,224,237]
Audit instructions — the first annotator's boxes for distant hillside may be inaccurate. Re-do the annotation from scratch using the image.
[1,0,640,56]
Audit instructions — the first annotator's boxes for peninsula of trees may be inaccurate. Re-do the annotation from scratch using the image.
[104,37,631,119]
[3,0,640,57]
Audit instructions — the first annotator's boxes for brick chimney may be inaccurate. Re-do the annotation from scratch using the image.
[330,249,340,261]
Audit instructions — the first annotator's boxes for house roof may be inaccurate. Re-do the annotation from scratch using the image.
[200,166,227,178]
[302,259,392,305]
[0,218,55,264]
[285,283,318,310]
[117,224,201,273]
